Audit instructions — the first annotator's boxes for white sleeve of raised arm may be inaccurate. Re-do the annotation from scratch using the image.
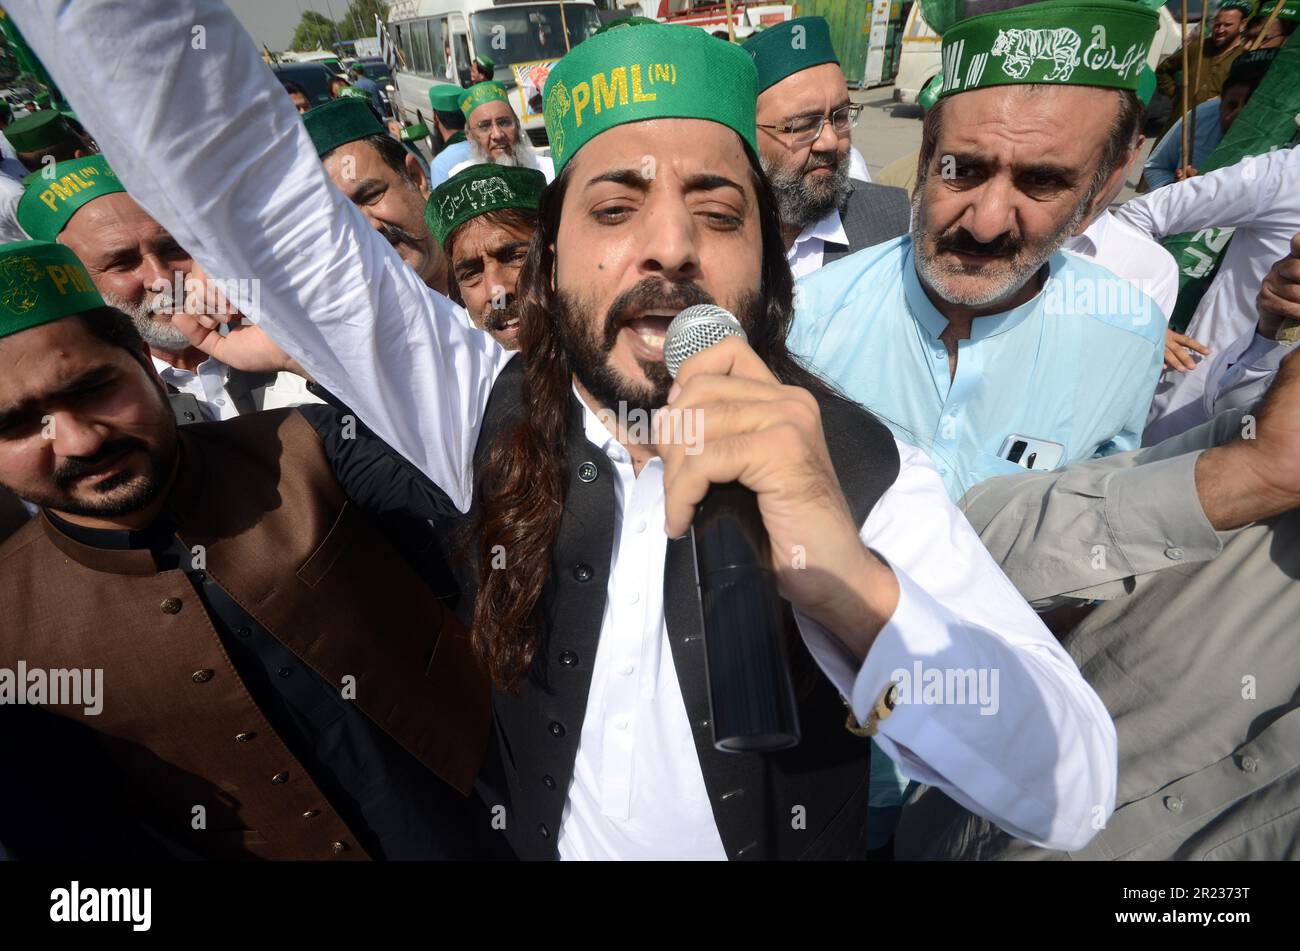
[7,0,510,511]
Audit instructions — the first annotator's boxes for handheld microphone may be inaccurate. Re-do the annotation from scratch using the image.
[664,304,801,753]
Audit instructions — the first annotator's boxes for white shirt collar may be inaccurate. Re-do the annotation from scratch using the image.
[151,353,229,382]
[794,207,848,251]
[1065,208,1111,258]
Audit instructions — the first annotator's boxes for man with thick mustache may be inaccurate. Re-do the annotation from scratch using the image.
[743,17,910,277]
[25,2,1119,860]
[304,97,450,295]
[790,0,1167,503]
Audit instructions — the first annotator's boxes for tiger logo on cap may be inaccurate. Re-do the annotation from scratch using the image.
[544,80,570,163]
[0,255,42,316]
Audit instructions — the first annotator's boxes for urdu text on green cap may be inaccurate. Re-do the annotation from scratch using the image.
[426,163,546,247]
[922,0,1160,100]
[741,16,840,93]
[0,240,104,342]
[542,23,758,174]
[302,96,386,157]
[459,82,511,119]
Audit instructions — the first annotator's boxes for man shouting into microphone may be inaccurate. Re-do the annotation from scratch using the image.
[16,1,1118,860]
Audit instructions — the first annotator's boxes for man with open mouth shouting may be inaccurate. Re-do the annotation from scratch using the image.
[15,0,1118,861]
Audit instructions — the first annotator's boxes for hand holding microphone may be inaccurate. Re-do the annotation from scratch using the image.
[658,306,899,752]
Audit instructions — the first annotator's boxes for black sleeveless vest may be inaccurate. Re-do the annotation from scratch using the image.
[461,357,901,860]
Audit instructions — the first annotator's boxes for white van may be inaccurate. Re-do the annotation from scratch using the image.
[894,1,1193,108]
[386,0,603,148]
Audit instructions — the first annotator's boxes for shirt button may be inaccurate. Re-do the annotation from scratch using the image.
[548,721,566,738]
[234,732,256,743]
[542,774,556,790]
[559,650,579,667]
[1241,756,1259,773]
[634,519,647,533]
[619,663,634,676]
[1164,795,1183,813]
[277,666,293,678]
[629,590,640,605]
[191,669,214,684]
[1164,547,1184,560]
[572,563,593,582]
[271,771,290,785]
[614,716,629,731]
[160,597,182,615]
[183,411,196,422]
[538,823,550,839]
[215,398,227,406]
[577,461,598,483]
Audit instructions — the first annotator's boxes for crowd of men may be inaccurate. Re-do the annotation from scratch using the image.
[0,0,1296,862]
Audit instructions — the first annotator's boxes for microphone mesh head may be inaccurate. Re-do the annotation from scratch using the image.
[663,304,747,378]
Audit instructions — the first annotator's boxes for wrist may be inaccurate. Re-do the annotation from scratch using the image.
[1196,440,1300,530]
[800,544,899,664]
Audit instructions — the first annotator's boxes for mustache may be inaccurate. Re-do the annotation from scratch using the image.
[377,221,423,249]
[934,227,1024,258]
[484,298,517,332]
[601,279,716,350]
[53,438,146,490]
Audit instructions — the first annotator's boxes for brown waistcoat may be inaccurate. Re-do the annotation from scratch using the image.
[0,409,488,860]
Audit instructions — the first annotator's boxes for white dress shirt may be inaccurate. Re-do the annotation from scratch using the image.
[19,0,1118,854]
[151,354,242,422]
[786,207,848,281]
[1062,209,1180,322]
[1112,146,1300,444]
[0,170,29,243]
[849,146,871,183]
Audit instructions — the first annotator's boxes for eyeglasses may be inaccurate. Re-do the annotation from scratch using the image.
[756,104,863,146]
[472,116,518,134]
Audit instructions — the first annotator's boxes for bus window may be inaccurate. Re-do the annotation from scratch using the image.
[410,19,433,76]
[469,4,601,68]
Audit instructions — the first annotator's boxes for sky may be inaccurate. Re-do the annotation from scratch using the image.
[227,0,369,51]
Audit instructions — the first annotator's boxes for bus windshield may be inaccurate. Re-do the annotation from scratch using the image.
[470,5,602,68]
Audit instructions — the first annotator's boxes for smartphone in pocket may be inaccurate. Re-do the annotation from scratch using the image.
[997,434,1065,471]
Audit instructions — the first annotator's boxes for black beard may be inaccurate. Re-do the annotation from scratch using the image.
[764,149,852,230]
[9,434,176,520]
[554,279,763,417]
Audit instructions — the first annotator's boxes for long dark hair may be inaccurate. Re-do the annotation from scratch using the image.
[470,145,836,692]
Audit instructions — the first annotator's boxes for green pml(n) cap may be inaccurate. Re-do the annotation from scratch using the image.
[401,122,430,143]
[338,85,371,100]
[0,240,104,342]
[429,83,464,113]
[303,97,386,157]
[1219,0,1256,14]
[426,163,546,247]
[932,0,1159,100]
[5,109,73,153]
[741,16,840,93]
[475,52,495,69]
[459,82,511,119]
[543,23,758,174]
[17,155,126,241]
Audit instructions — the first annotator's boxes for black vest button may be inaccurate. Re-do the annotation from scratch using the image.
[277,666,293,678]
[538,824,550,839]
[572,563,593,582]
[542,774,556,790]
[548,721,566,737]
[577,461,598,483]
[183,411,196,422]
[236,626,251,638]
[559,650,579,667]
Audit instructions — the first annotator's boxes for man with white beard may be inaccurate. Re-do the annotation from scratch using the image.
[448,82,555,183]
[16,155,317,421]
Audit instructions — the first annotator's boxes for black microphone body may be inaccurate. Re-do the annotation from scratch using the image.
[664,305,801,753]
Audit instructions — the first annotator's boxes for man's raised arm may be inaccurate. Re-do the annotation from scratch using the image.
[7,0,506,511]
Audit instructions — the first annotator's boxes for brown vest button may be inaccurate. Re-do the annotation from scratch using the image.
[234,732,256,743]
[191,669,214,683]
[161,597,183,614]
[302,809,321,819]
[331,841,348,854]
[271,771,289,785]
